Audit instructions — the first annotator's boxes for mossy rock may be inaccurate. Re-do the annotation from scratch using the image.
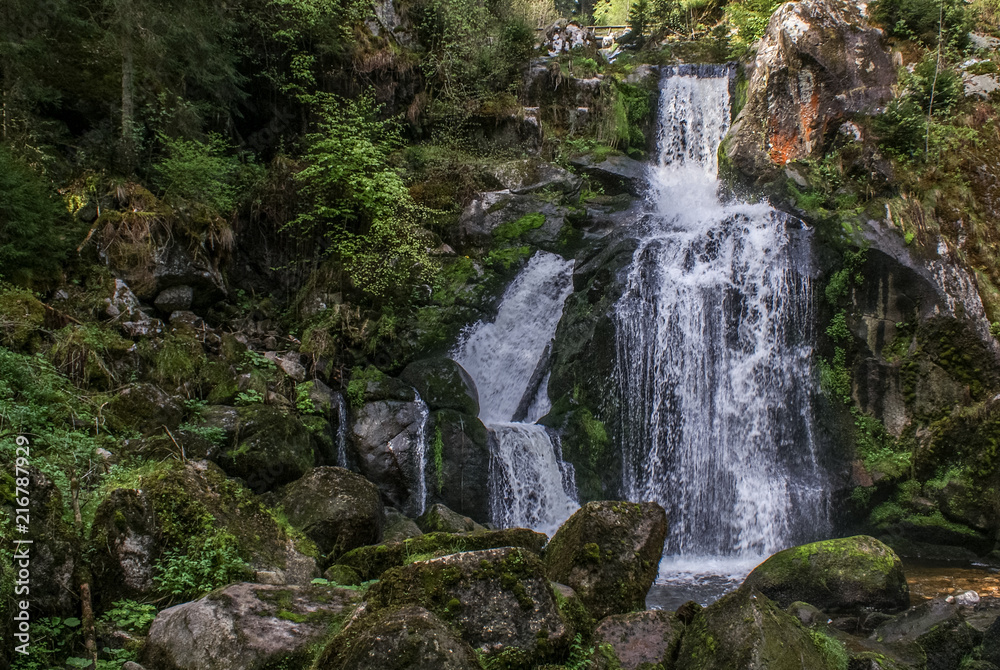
[323,564,363,586]
[674,588,846,670]
[741,535,909,615]
[142,582,359,670]
[417,503,485,534]
[214,405,316,493]
[90,488,160,608]
[424,410,491,523]
[276,466,384,560]
[366,547,571,667]
[24,468,77,615]
[337,527,548,581]
[104,382,184,437]
[384,507,423,543]
[314,605,482,670]
[400,357,479,416]
[544,501,667,620]
[592,610,683,670]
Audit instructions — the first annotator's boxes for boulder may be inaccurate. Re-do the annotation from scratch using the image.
[198,405,241,446]
[366,547,572,666]
[456,190,573,250]
[722,0,896,182]
[674,588,844,670]
[424,409,491,522]
[141,582,360,670]
[214,405,316,493]
[383,507,423,543]
[349,398,429,515]
[90,489,159,606]
[740,535,910,614]
[875,597,981,670]
[323,564,362,586]
[150,242,226,306]
[544,501,667,620]
[276,466,384,558]
[314,605,481,670]
[569,154,647,196]
[593,610,683,670]
[105,383,183,437]
[337,527,548,581]
[417,503,485,534]
[154,285,194,313]
[400,358,479,416]
[25,469,76,615]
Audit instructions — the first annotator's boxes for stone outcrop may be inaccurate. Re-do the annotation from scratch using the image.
[723,0,896,182]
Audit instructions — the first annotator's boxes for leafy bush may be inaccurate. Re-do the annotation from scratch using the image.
[153,133,257,216]
[0,146,70,285]
[869,0,973,48]
[154,529,252,599]
[874,98,927,158]
[725,0,783,51]
[99,599,158,636]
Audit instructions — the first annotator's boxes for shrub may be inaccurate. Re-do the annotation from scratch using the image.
[153,133,257,216]
[869,0,973,48]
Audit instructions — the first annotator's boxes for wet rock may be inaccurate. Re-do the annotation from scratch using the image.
[141,582,360,670]
[456,190,573,250]
[423,409,491,522]
[544,500,667,619]
[417,503,485,534]
[366,547,572,666]
[154,285,194,313]
[723,0,896,182]
[214,405,316,493]
[400,358,479,416]
[593,610,683,669]
[674,588,843,670]
[569,154,647,196]
[314,605,481,670]
[875,597,981,670]
[276,466,384,559]
[741,535,910,614]
[105,383,183,437]
[337,527,548,581]
[349,398,428,515]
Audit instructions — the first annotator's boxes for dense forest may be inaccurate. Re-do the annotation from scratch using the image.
[4,0,1000,668]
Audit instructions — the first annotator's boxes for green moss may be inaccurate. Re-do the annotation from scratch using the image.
[492,213,545,244]
[808,629,849,670]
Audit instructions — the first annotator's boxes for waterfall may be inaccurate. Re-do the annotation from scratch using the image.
[614,66,828,575]
[453,251,580,535]
[412,393,430,517]
[335,393,348,468]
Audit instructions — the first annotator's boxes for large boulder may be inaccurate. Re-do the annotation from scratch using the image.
[722,0,896,183]
[456,191,573,250]
[366,547,572,665]
[544,501,667,620]
[214,405,316,493]
[25,469,76,615]
[424,409,491,522]
[593,610,683,670]
[416,503,485,534]
[349,398,429,515]
[569,154,647,196]
[314,605,482,670]
[276,467,384,559]
[141,582,360,670]
[89,489,159,606]
[104,383,183,437]
[336,527,547,581]
[875,597,982,670]
[740,535,910,614]
[400,358,479,416]
[674,588,844,670]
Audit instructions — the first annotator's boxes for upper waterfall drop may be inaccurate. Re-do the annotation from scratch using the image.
[453,251,579,536]
[615,66,828,567]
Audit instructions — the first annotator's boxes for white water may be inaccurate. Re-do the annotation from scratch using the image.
[614,67,828,586]
[411,393,430,517]
[335,393,348,468]
[453,251,580,535]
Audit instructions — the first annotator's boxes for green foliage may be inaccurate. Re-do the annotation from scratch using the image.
[907,57,963,116]
[10,616,81,670]
[825,248,867,305]
[99,599,158,636]
[819,347,852,403]
[874,99,927,159]
[725,0,783,54]
[598,83,653,154]
[432,424,445,494]
[870,0,973,48]
[565,633,596,670]
[346,365,385,408]
[0,146,70,285]
[154,528,252,599]
[826,311,850,343]
[235,389,265,406]
[295,384,318,414]
[154,133,258,216]
[854,408,911,478]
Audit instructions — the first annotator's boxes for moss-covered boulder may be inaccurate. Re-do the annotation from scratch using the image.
[544,501,667,620]
[105,382,184,436]
[336,527,548,581]
[314,605,482,670]
[27,468,77,615]
[141,582,360,670]
[276,466,384,559]
[384,507,423,542]
[323,564,362,586]
[366,547,572,666]
[90,488,160,606]
[400,358,480,416]
[592,610,683,670]
[90,459,318,605]
[674,588,846,670]
[424,409,491,522]
[740,536,909,614]
[417,503,485,534]
[213,405,316,493]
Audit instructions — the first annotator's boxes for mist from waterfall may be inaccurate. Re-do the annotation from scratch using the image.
[614,66,829,582]
[452,251,580,536]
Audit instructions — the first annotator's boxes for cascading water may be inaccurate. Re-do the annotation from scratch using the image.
[335,393,348,468]
[614,65,828,599]
[453,251,580,536]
